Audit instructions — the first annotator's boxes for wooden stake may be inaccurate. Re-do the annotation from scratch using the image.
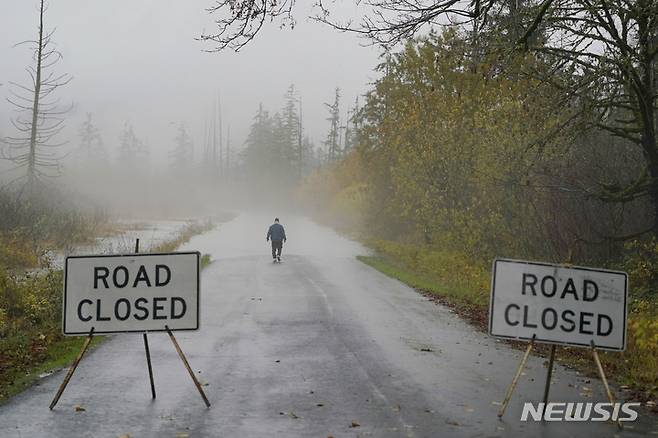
[135,238,156,400]
[49,327,95,410]
[541,344,557,418]
[143,332,156,399]
[165,325,211,408]
[498,335,535,418]
[591,341,622,429]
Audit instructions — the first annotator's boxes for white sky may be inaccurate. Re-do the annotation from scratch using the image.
[0,0,381,167]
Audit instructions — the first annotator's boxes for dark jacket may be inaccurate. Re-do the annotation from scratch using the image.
[267,223,286,242]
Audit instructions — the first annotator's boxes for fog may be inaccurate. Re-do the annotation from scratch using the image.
[0,0,380,215]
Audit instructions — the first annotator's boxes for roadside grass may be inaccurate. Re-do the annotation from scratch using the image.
[0,336,104,403]
[0,218,222,405]
[357,255,489,329]
[150,219,215,253]
[358,244,658,408]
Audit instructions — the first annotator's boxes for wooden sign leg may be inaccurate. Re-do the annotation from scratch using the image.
[165,325,211,408]
[49,327,95,410]
[590,341,623,429]
[134,238,157,400]
[143,332,156,399]
[498,336,535,418]
[541,344,557,418]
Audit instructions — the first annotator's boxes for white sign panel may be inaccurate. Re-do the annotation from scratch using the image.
[64,252,200,335]
[489,259,628,351]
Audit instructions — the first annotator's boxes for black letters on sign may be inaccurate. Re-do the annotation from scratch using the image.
[579,311,594,335]
[171,297,187,319]
[153,297,167,320]
[115,298,131,321]
[597,314,613,336]
[561,278,579,300]
[96,298,111,321]
[560,310,576,332]
[522,305,537,328]
[133,297,149,320]
[504,304,520,326]
[541,276,557,297]
[94,267,109,289]
[77,299,93,322]
[113,266,129,288]
[522,274,537,295]
[156,265,171,287]
[583,279,599,302]
[132,265,152,288]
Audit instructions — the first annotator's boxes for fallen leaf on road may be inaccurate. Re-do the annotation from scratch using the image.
[445,420,460,426]
[74,405,85,412]
[175,433,189,438]
[118,435,130,438]
[350,421,360,428]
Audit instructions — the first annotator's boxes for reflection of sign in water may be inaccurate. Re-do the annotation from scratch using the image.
[64,252,200,335]
[489,259,628,351]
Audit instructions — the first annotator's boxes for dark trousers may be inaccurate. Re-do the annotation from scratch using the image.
[271,240,283,258]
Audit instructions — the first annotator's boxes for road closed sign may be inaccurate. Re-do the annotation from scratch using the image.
[64,252,200,335]
[489,259,628,351]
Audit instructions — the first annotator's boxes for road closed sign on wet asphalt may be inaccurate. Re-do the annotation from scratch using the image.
[489,259,628,351]
[63,252,200,335]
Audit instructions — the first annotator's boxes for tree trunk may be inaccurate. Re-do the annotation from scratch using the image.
[28,0,45,187]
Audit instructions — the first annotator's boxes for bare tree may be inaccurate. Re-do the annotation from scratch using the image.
[199,0,491,51]
[516,0,658,235]
[201,0,297,51]
[2,0,72,187]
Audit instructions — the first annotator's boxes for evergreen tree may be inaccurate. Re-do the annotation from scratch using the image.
[78,113,105,162]
[118,122,147,167]
[170,122,194,170]
[282,84,300,176]
[324,88,341,163]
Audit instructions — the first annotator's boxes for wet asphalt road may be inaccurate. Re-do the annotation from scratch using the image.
[1,213,657,437]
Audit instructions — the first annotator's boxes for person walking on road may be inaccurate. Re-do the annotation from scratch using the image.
[266,218,286,262]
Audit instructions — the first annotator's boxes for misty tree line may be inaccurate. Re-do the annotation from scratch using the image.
[0,0,364,196]
[75,115,198,173]
[240,84,360,191]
